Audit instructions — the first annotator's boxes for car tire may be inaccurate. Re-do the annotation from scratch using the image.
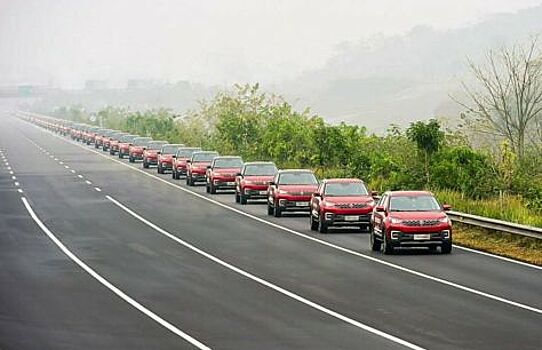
[382,233,394,255]
[110,150,115,155]
[174,170,180,180]
[235,191,240,203]
[187,175,194,186]
[119,152,124,159]
[274,202,282,217]
[318,214,328,233]
[143,159,149,168]
[129,155,135,163]
[267,202,274,215]
[210,182,216,194]
[157,163,163,174]
[240,194,247,205]
[441,242,452,254]
[370,230,381,251]
[310,214,318,231]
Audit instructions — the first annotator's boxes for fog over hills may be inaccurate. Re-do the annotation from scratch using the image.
[281,5,542,131]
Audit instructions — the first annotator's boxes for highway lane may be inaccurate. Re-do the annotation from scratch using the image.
[0,145,192,349]
[8,116,542,349]
[1,116,408,349]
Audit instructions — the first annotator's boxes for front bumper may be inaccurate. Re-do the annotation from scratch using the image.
[389,230,451,247]
[243,187,268,199]
[322,213,372,227]
[213,179,236,189]
[277,197,312,211]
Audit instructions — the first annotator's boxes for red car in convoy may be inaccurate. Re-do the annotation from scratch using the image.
[186,151,219,186]
[370,191,452,254]
[157,144,185,174]
[267,169,319,217]
[205,156,244,194]
[128,137,153,162]
[172,147,201,179]
[94,129,112,149]
[99,130,120,151]
[235,161,278,204]
[309,178,376,233]
[109,132,129,155]
[142,141,169,168]
[118,134,139,159]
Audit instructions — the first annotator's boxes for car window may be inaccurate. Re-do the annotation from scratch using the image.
[177,148,201,158]
[278,172,318,185]
[324,182,368,196]
[213,158,243,168]
[243,164,278,176]
[193,152,218,162]
[389,195,441,212]
[161,145,181,154]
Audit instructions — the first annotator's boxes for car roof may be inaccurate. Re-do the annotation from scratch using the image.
[323,178,365,184]
[213,155,242,159]
[134,136,152,140]
[161,143,184,147]
[244,161,276,166]
[387,190,433,197]
[278,169,314,173]
[193,150,218,154]
[148,140,168,144]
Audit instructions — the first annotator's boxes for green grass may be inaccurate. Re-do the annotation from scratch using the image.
[436,189,542,228]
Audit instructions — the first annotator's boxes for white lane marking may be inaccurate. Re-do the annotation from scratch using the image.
[20,197,212,350]
[49,155,54,158]
[453,245,542,270]
[65,165,70,169]
[71,169,76,174]
[18,189,23,193]
[59,161,64,165]
[37,124,542,309]
[9,171,14,175]
[54,158,58,161]
[11,176,16,180]
[14,182,20,187]
[78,175,84,179]
[85,180,92,185]
[95,187,102,192]
[7,167,11,170]
[26,118,542,309]
[107,195,425,350]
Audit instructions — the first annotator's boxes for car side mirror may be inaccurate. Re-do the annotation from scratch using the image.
[442,204,452,211]
[236,172,242,177]
[375,206,385,212]
[172,155,176,158]
[371,191,379,198]
[269,181,276,186]
[313,192,320,197]
[157,151,161,154]
[186,160,191,164]
[207,165,212,169]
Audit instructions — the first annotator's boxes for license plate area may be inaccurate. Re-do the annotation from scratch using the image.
[414,234,431,240]
[344,215,359,221]
[295,201,309,207]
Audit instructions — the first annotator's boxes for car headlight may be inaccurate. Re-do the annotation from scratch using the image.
[390,217,403,224]
[278,189,290,194]
[243,180,254,185]
[323,201,335,208]
[439,216,450,224]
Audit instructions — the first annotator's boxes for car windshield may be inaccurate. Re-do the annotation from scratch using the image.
[161,145,181,154]
[121,135,138,142]
[325,182,368,196]
[278,172,318,185]
[134,137,152,146]
[177,148,201,158]
[148,142,168,150]
[193,152,218,162]
[244,164,278,176]
[214,158,243,168]
[389,195,441,212]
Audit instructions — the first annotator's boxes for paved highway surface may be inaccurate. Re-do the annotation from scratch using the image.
[1,111,541,349]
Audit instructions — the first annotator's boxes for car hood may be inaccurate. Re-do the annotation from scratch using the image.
[389,211,446,220]
[192,161,211,168]
[213,167,241,174]
[244,175,274,182]
[277,184,318,193]
[324,196,375,205]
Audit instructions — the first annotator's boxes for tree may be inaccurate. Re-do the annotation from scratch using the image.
[458,37,542,160]
[406,119,444,185]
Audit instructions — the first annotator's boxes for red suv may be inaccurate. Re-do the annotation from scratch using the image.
[267,169,319,217]
[235,161,278,204]
[128,137,153,163]
[205,156,244,194]
[186,151,219,186]
[100,130,120,151]
[118,134,139,159]
[157,144,185,174]
[94,129,112,149]
[109,132,129,155]
[370,191,452,254]
[172,147,202,179]
[309,179,376,233]
[143,141,169,168]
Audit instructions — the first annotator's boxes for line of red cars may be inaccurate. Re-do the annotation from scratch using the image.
[31,117,454,255]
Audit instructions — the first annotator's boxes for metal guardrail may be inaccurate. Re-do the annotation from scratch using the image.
[17,111,542,240]
[447,211,542,240]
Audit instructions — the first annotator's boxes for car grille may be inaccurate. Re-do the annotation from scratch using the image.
[335,203,368,209]
[402,219,440,226]
[289,191,312,195]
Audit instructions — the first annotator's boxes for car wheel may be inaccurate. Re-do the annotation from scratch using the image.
[171,170,176,179]
[370,230,381,251]
[235,191,240,203]
[274,202,282,217]
[310,214,318,231]
[318,214,328,233]
[267,201,274,215]
[240,194,247,205]
[210,182,217,194]
[157,163,163,174]
[94,143,99,149]
[188,175,194,186]
[143,159,149,168]
[174,170,180,180]
[441,242,452,254]
[118,152,123,159]
[382,233,394,255]
[129,155,135,163]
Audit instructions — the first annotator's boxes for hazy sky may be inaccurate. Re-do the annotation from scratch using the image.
[1,0,541,87]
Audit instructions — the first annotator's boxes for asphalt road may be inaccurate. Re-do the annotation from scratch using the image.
[1,111,541,349]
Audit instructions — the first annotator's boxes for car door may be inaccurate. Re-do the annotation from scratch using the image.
[372,194,388,236]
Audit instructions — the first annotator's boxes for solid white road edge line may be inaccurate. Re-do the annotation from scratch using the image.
[20,197,212,350]
[27,121,542,312]
[106,194,426,350]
